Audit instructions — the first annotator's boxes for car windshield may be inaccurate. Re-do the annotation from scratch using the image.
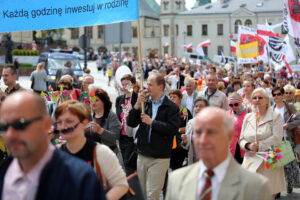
[47,58,81,70]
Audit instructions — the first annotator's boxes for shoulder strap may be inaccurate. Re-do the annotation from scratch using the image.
[284,102,292,116]
[93,145,104,185]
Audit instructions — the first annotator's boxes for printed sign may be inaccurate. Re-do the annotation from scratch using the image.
[0,0,139,32]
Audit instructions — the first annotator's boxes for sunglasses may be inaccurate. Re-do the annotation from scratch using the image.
[273,93,282,97]
[0,116,43,132]
[55,122,80,135]
[285,92,293,95]
[229,103,240,107]
[252,96,263,100]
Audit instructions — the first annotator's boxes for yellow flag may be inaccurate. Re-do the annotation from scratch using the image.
[236,41,259,58]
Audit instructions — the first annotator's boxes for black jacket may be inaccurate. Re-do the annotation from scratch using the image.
[0,149,106,200]
[115,93,138,122]
[127,96,180,158]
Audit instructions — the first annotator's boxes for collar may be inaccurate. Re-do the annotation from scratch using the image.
[7,144,55,186]
[5,83,21,94]
[199,154,231,184]
[149,95,165,104]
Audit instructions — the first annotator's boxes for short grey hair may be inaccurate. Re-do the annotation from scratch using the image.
[60,74,74,84]
[184,77,196,86]
[83,74,94,82]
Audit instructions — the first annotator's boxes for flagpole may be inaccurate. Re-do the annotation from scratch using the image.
[137,20,145,113]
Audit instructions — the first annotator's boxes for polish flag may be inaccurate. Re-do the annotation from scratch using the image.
[282,55,293,76]
[184,43,193,50]
[197,40,211,47]
[230,41,236,52]
[164,42,169,48]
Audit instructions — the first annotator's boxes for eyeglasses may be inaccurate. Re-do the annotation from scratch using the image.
[273,93,282,97]
[55,122,80,135]
[252,96,264,100]
[229,103,240,107]
[0,116,43,132]
[285,92,293,95]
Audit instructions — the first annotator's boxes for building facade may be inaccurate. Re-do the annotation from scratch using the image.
[174,0,283,58]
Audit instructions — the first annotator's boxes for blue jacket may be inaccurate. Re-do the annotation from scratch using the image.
[0,149,106,200]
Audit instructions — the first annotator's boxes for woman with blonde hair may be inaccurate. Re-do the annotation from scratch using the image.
[284,84,296,103]
[30,62,48,94]
[239,88,286,198]
[55,100,128,200]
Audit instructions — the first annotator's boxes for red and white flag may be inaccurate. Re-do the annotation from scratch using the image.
[184,43,193,50]
[197,39,211,47]
[230,41,236,52]
[163,42,169,48]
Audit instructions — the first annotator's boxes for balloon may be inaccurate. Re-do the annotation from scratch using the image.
[115,65,132,87]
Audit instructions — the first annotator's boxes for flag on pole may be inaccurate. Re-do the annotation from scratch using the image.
[230,41,236,52]
[184,44,193,50]
[196,46,205,56]
[283,55,293,76]
[198,39,211,47]
[164,42,169,48]
[236,41,259,58]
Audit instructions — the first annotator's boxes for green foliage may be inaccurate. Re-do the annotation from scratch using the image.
[12,49,39,56]
[0,63,34,70]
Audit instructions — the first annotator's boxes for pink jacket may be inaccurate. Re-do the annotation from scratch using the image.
[227,109,247,158]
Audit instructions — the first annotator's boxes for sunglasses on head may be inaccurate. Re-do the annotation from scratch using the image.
[0,116,43,132]
[229,103,240,107]
[55,123,80,135]
[252,96,263,100]
[273,93,282,97]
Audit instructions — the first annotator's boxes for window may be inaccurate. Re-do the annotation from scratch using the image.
[234,20,242,34]
[97,25,104,39]
[132,26,137,38]
[187,25,193,36]
[202,24,208,36]
[217,24,223,36]
[164,25,169,37]
[203,46,208,56]
[164,46,169,55]
[163,2,169,10]
[217,46,224,55]
[71,28,79,39]
[245,19,252,27]
[176,2,181,10]
[176,25,179,36]
[87,26,93,39]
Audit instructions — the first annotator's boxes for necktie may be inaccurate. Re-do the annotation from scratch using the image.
[200,169,214,200]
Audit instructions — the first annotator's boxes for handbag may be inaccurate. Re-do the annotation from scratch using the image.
[270,104,296,167]
[275,137,295,167]
[93,146,145,200]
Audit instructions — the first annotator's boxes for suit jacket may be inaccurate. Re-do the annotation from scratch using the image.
[198,89,228,110]
[181,90,198,114]
[0,149,106,200]
[166,157,272,200]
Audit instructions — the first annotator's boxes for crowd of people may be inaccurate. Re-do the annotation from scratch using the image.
[0,54,300,200]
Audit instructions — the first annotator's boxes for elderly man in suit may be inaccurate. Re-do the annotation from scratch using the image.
[166,107,272,200]
[181,77,198,114]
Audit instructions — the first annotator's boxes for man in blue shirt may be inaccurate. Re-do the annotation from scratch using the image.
[127,72,180,200]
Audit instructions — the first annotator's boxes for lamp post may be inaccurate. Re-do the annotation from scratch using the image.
[183,31,186,53]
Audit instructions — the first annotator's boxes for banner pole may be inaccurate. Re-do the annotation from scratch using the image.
[137,20,145,113]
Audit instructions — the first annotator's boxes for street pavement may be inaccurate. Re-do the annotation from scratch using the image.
[1,61,300,199]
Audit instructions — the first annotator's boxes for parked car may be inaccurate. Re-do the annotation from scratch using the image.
[182,53,213,64]
[37,50,83,89]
